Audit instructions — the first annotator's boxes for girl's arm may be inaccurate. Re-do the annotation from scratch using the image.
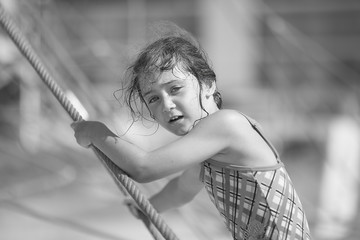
[72,110,239,182]
[150,164,204,213]
[71,120,150,181]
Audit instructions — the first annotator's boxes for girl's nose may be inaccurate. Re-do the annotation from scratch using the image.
[162,95,176,112]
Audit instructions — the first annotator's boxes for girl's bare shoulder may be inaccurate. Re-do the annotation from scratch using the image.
[206,109,248,127]
[198,109,250,136]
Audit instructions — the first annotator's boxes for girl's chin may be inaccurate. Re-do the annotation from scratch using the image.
[174,131,188,136]
[167,128,187,136]
[169,125,194,136]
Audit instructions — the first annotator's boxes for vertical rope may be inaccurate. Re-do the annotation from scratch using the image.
[0,4,178,240]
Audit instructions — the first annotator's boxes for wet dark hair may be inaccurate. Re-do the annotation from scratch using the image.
[123,35,222,120]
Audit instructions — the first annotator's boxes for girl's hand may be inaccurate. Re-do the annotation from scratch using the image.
[124,198,150,225]
[71,121,117,148]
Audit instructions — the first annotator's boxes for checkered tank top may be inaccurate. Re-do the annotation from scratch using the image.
[200,114,311,240]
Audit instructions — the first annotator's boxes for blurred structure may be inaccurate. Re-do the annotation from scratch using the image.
[315,95,360,239]
[1,0,360,239]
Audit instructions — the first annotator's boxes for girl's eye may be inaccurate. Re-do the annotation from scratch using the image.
[170,86,182,94]
[148,96,159,104]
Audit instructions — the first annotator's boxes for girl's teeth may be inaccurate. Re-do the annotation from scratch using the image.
[170,116,181,122]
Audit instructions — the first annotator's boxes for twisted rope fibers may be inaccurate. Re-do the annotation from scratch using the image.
[0,5,179,240]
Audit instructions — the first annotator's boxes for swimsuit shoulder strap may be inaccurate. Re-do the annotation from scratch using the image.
[200,112,282,181]
[239,112,280,161]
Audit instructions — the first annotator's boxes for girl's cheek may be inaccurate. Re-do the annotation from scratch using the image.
[149,107,159,119]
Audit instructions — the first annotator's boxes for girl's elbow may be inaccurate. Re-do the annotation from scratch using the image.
[128,162,154,183]
[131,171,152,183]
[181,192,197,203]
[129,153,164,183]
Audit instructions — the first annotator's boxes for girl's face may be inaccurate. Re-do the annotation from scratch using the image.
[140,66,216,136]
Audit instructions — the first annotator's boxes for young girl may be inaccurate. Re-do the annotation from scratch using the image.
[72,32,311,240]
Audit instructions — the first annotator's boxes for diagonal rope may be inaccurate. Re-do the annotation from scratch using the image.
[0,4,178,240]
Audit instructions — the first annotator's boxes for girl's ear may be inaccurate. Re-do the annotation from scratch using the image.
[205,82,216,98]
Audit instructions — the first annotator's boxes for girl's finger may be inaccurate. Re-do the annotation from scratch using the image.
[70,120,82,130]
[77,137,91,148]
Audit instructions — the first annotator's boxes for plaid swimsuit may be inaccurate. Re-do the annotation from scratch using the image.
[200,114,311,240]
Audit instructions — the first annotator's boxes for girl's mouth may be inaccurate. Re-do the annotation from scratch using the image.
[169,115,184,123]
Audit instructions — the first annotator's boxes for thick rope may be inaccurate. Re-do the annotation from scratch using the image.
[0,4,178,240]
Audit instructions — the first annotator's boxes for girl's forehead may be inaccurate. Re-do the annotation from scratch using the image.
[139,66,193,92]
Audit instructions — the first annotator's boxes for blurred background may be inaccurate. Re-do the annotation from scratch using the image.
[1,0,359,239]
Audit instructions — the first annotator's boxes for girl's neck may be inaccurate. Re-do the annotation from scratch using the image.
[206,102,220,115]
